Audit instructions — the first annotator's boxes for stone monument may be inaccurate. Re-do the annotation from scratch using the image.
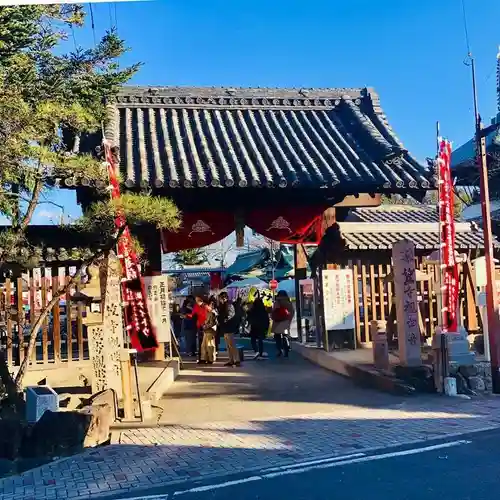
[87,253,124,398]
[392,240,421,367]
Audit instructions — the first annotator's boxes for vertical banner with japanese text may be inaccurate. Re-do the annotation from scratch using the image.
[144,276,171,343]
[438,139,459,332]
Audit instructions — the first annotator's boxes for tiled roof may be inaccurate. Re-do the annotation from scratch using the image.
[451,120,500,184]
[340,204,495,250]
[163,267,223,275]
[340,226,491,250]
[0,225,102,262]
[347,204,440,223]
[104,86,432,192]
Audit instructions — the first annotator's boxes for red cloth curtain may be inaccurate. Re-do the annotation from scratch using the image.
[161,206,328,253]
[161,211,235,253]
[246,205,328,244]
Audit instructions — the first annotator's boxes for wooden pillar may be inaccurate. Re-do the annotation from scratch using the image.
[133,225,162,276]
[294,244,308,341]
[321,207,337,236]
[295,207,338,341]
[120,348,134,421]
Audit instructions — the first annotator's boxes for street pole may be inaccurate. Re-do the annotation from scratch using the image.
[470,57,500,393]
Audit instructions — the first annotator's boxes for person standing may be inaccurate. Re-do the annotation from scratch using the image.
[208,295,221,353]
[271,291,295,358]
[180,295,196,356]
[234,297,244,335]
[192,296,208,363]
[200,300,217,364]
[218,292,241,367]
[247,296,270,359]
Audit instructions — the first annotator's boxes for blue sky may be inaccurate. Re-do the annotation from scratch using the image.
[24,0,500,231]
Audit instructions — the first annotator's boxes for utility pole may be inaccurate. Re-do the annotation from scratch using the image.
[470,56,500,393]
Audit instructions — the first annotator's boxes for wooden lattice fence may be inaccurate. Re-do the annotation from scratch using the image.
[0,266,89,367]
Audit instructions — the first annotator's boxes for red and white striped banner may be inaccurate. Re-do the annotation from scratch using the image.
[103,140,158,352]
[438,139,459,332]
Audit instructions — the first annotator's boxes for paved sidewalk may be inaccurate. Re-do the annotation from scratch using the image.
[3,352,500,499]
[3,398,500,499]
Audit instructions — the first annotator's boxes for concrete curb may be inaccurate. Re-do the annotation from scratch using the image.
[146,359,180,402]
[294,343,415,395]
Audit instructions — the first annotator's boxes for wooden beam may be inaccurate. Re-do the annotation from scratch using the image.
[333,194,381,208]
[294,244,308,340]
[463,259,479,332]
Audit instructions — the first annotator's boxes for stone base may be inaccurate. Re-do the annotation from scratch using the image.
[432,329,476,366]
[393,365,435,393]
[448,361,492,394]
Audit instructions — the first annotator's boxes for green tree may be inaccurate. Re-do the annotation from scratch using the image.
[0,6,180,399]
[173,248,208,267]
[381,189,472,218]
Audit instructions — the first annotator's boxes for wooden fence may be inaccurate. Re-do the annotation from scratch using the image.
[346,256,480,346]
[0,266,89,367]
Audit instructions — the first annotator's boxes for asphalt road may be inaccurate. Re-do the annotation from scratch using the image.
[113,428,500,500]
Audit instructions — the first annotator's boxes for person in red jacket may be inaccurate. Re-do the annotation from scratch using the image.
[192,296,208,362]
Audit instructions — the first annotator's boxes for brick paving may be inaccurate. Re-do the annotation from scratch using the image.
[2,353,500,499]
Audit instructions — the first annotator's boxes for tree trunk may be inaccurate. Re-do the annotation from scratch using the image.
[14,290,65,391]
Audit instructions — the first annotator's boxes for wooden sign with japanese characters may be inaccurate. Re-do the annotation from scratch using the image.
[321,269,355,331]
[392,240,421,366]
[144,276,171,343]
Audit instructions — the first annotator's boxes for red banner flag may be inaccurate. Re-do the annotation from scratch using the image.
[103,140,158,352]
[438,139,459,332]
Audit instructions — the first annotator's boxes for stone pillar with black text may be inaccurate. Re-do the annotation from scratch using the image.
[392,240,422,367]
[87,253,124,398]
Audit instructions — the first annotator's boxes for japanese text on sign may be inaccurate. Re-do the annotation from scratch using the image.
[322,269,355,330]
[144,276,171,343]
[392,240,421,366]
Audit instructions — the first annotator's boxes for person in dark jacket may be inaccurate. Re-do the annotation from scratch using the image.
[247,296,270,359]
[217,292,241,367]
[234,297,244,335]
[180,295,196,356]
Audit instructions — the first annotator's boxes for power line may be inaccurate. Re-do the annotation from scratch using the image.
[108,3,114,29]
[114,3,119,32]
[89,3,97,47]
[461,0,472,58]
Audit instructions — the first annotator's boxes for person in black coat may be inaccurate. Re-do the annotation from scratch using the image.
[247,296,270,359]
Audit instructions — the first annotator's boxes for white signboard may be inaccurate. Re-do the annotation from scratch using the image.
[392,240,421,367]
[321,269,355,330]
[144,276,171,343]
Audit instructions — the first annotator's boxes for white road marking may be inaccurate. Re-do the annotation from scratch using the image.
[120,440,471,499]
[258,452,365,473]
[172,439,471,496]
[173,476,262,495]
[261,440,471,478]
